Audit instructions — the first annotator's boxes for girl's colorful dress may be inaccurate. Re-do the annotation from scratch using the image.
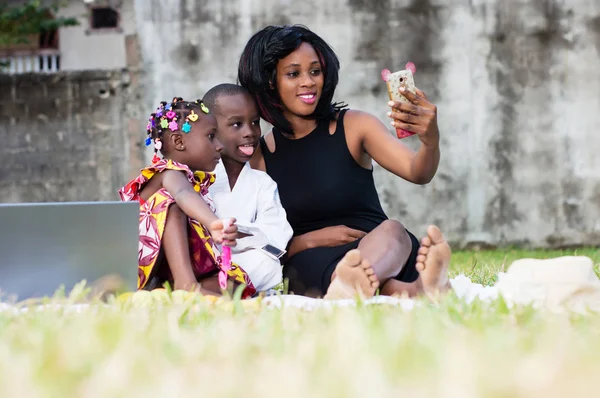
[118,159,256,298]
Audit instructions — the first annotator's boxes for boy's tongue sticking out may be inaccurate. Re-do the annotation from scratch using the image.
[204,87,262,166]
[239,145,255,157]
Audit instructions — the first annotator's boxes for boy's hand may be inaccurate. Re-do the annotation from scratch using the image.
[209,218,238,247]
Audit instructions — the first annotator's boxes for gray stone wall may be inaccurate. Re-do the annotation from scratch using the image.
[2,0,598,248]
[0,70,145,203]
[133,0,600,248]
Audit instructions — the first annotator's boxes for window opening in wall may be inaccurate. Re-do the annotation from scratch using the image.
[90,7,119,30]
[39,28,59,49]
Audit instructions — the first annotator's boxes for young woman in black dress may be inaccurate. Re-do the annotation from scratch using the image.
[237,25,452,299]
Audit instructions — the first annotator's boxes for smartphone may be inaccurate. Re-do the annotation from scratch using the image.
[383,67,417,139]
[261,244,286,261]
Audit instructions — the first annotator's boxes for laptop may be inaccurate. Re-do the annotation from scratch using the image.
[0,201,139,301]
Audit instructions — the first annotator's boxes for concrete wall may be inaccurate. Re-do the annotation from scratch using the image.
[56,0,136,71]
[132,0,600,248]
[0,71,145,203]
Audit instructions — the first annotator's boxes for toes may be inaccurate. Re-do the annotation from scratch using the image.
[364,266,375,276]
[368,273,379,283]
[341,249,362,267]
[417,254,426,264]
[426,225,445,244]
[421,236,432,247]
[360,259,372,270]
[418,246,429,255]
[416,262,425,272]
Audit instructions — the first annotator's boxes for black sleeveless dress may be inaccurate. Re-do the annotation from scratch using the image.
[260,109,419,295]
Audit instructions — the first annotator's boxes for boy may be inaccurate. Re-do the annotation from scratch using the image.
[203,84,293,293]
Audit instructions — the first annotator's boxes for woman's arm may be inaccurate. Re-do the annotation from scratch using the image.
[284,226,367,260]
[285,234,312,259]
[351,87,441,185]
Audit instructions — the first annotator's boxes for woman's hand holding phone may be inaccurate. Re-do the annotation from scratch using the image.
[382,62,440,147]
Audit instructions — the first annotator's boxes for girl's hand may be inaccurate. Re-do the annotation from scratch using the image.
[387,86,440,148]
[209,218,238,247]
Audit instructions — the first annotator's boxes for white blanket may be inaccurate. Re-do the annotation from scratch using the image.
[261,274,498,311]
[3,256,599,313]
[0,274,495,313]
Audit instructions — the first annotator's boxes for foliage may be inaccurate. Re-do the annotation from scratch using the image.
[0,0,79,46]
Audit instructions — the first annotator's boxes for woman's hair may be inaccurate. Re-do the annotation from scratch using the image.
[145,97,209,157]
[237,24,346,134]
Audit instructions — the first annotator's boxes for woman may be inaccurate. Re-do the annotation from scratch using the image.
[237,25,451,299]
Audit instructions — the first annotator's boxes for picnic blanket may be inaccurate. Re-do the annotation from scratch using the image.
[1,256,598,313]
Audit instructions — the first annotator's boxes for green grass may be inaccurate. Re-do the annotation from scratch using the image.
[0,248,599,397]
[451,247,600,285]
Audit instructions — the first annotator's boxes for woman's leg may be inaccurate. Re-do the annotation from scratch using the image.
[324,220,411,300]
[356,220,413,280]
[330,221,451,298]
[373,224,451,297]
[342,219,416,296]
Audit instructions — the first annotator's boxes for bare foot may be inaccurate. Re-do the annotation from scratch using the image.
[324,249,380,300]
[416,225,452,298]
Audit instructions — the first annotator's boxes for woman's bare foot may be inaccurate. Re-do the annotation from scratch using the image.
[324,249,380,300]
[416,225,452,297]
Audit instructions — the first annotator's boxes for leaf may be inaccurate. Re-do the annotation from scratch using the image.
[0,0,79,46]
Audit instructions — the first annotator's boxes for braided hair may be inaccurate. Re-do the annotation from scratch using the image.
[145,97,210,161]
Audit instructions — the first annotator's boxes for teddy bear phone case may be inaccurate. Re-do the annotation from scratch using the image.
[381,62,417,139]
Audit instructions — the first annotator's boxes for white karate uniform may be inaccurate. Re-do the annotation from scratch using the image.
[209,161,293,292]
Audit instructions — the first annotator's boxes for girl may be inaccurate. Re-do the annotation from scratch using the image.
[119,97,256,298]
[237,25,451,299]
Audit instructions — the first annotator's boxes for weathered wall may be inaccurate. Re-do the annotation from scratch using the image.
[0,70,145,203]
[3,0,136,71]
[132,0,600,248]
[57,0,137,71]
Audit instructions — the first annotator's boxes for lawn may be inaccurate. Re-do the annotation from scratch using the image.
[451,247,600,285]
[1,248,599,398]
